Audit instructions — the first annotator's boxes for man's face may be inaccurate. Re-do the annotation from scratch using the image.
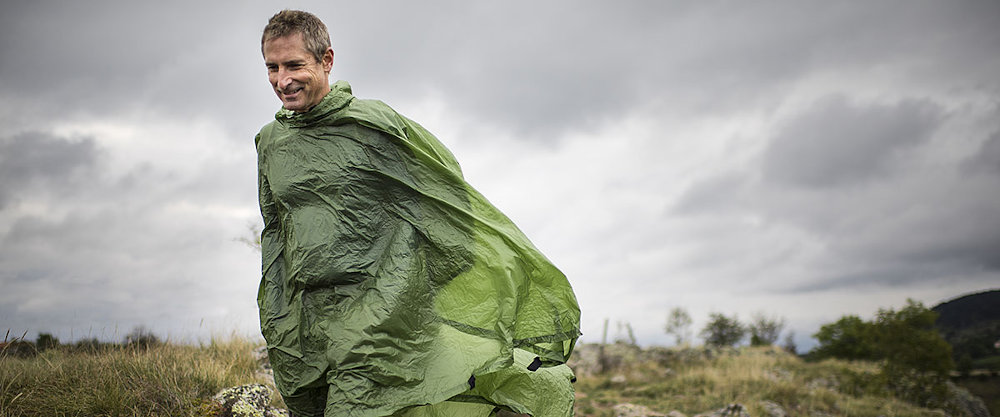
[263,33,333,112]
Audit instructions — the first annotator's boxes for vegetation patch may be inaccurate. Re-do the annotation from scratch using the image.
[0,334,278,417]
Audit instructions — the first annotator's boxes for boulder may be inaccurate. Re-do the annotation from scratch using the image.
[759,400,787,417]
[613,403,666,417]
[212,384,288,417]
[945,381,990,417]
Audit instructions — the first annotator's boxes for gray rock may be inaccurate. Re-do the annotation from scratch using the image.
[255,345,271,370]
[613,403,666,417]
[213,383,288,417]
[806,377,838,391]
[694,404,750,417]
[945,381,990,417]
[759,400,787,417]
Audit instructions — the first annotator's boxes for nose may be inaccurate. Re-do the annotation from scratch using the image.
[275,68,294,90]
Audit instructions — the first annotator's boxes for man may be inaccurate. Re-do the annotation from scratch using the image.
[256,10,580,417]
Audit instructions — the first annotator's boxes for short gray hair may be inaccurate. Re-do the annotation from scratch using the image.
[261,10,331,62]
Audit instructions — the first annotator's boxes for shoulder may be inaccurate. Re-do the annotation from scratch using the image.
[342,97,409,139]
[254,119,288,155]
[344,98,464,177]
[254,121,275,143]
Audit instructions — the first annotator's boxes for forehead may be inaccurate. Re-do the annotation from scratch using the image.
[263,33,311,62]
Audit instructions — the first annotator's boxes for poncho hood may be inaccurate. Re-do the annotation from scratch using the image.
[273,81,353,127]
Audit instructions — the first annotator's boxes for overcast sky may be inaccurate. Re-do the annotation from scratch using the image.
[2,0,998,349]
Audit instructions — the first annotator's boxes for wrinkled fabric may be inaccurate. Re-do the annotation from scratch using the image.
[256,81,581,417]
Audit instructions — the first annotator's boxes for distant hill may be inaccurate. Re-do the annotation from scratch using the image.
[933,289,1000,368]
[934,289,1000,331]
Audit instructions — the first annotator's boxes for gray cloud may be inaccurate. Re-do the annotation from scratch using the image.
[670,91,999,295]
[0,131,102,208]
[332,1,1000,141]
[5,1,998,141]
[3,0,1000,346]
[762,96,943,188]
[962,130,1000,175]
[0,0,275,137]
[0,123,259,342]
[671,173,749,216]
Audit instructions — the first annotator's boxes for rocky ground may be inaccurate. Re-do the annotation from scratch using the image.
[207,344,991,417]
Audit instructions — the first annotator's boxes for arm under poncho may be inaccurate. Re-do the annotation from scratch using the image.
[255,81,581,417]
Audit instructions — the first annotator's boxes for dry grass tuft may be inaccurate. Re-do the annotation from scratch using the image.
[571,344,958,417]
[0,335,274,417]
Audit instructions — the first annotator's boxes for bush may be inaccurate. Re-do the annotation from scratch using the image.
[748,312,785,346]
[874,300,954,376]
[808,299,956,409]
[810,315,878,361]
[36,333,60,352]
[1,340,37,358]
[700,312,745,348]
[125,326,161,349]
[73,337,116,354]
[664,307,693,346]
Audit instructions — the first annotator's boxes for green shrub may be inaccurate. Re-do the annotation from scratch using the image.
[700,313,746,348]
[808,299,957,410]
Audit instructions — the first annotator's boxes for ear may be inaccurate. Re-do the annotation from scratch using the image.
[322,47,334,73]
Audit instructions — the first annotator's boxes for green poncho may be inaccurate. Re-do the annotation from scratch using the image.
[256,81,581,417]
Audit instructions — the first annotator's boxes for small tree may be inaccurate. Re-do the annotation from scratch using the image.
[808,299,955,409]
[125,326,160,349]
[664,307,693,346]
[875,300,954,374]
[810,315,878,361]
[35,333,60,352]
[74,337,104,353]
[748,312,786,346]
[700,312,745,347]
[782,331,798,355]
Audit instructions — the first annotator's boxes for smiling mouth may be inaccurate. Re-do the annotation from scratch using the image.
[281,87,303,97]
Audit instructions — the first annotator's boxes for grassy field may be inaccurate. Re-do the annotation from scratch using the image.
[1,338,993,416]
[0,336,277,417]
[568,343,992,417]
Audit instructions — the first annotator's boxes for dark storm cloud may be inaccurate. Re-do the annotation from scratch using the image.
[0,0,275,134]
[0,123,258,342]
[780,264,950,294]
[962,130,1000,175]
[331,1,1000,140]
[0,131,101,208]
[670,89,999,293]
[834,183,1000,271]
[3,0,1000,345]
[336,1,806,138]
[0,180,256,342]
[762,96,943,188]
[4,1,999,141]
[671,173,747,215]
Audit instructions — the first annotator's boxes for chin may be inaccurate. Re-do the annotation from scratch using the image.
[282,100,306,112]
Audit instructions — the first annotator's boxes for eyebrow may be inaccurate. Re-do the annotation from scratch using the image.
[265,59,309,67]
